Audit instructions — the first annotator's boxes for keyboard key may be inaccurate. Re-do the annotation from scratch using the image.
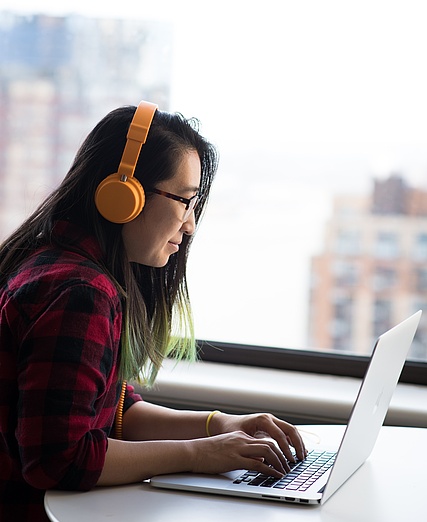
[234,450,336,492]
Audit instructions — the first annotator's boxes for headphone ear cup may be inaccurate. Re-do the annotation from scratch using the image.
[95,173,145,224]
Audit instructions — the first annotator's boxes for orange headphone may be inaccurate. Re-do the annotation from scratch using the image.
[95,100,158,223]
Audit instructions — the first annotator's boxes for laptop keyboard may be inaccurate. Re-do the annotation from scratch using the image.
[233,450,336,492]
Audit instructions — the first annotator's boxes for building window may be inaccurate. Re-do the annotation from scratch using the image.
[373,266,396,292]
[416,268,427,292]
[374,232,399,259]
[414,233,427,261]
[373,299,392,339]
[334,231,360,256]
[332,260,359,287]
[330,297,353,351]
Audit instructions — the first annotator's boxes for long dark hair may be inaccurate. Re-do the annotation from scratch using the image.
[0,105,218,383]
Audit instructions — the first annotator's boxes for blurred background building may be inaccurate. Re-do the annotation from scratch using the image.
[308,175,427,360]
[0,11,171,235]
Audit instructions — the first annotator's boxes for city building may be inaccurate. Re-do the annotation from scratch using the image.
[308,175,427,360]
[0,11,171,238]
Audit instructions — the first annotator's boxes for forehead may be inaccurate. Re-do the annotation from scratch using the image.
[164,150,201,192]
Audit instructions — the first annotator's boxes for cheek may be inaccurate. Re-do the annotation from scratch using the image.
[122,216,151,256]
[122,204,181,262]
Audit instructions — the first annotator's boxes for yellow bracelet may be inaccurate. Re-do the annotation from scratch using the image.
[205,410,221,437]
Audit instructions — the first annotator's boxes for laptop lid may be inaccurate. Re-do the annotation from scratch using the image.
[320,309,422,503]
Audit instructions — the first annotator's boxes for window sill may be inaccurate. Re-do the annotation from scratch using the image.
[136,359,427,427]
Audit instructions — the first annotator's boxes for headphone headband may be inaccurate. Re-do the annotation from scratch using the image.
[118,101,158,180]
[95,101,158,223]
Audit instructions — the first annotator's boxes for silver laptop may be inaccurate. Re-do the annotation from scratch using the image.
[150,311,421,505]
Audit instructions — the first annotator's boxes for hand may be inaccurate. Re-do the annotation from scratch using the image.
[208,412,308,464]
[189,430,288,477]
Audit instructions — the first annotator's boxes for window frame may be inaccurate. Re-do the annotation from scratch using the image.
[198,340,426,386]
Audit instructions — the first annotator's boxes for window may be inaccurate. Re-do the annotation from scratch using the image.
[1,1,426,385]
[373,299,393,339]
[416,268,427,292]
[334,231,360,257]
[331,296,353,351]
[414,233,427,262]
[373,266,396,292]
[374,232,399,260]
[333,260,359,287]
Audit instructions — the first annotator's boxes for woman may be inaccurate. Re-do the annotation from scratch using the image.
[0,101,306,521]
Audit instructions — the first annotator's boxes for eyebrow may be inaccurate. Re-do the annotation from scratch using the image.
[181,185,200,194]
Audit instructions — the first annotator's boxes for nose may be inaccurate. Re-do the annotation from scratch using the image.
[181,209,196,236]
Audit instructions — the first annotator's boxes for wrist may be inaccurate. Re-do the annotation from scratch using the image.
[205,410,225,437]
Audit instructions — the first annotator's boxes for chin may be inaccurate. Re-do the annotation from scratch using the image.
[154,260,169,268]
[131,249,172,268]
[146,255,171,268]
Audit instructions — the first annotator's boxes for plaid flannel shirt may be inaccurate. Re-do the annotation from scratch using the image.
[0,221,142,521]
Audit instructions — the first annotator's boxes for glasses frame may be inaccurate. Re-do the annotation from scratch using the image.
[149,188,200,221]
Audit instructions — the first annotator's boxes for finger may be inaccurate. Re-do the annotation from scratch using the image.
[283,424,308,461]
[279,428,307,461]
[240,455,285,479]
[242,440,289,474]
[244,415,298,462]
[255,423,296,463]
[259,421,307,462]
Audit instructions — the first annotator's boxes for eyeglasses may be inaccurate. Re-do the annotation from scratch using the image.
[149,188,201,221]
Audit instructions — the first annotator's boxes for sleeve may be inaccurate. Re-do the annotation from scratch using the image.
[15,282,122,491]
[123,383,143,413]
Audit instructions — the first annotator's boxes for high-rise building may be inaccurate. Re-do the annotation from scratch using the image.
[308,175,427,360]
[0,12,172,238]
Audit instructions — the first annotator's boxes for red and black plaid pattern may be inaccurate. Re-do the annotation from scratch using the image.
[0,221,141,521]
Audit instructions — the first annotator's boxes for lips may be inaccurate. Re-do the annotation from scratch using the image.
[168,241,180,252]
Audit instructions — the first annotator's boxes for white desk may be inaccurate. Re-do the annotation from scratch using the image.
[45,425,427,522]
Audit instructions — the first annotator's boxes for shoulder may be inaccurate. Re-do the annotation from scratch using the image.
[3,246,122,326]
[11,246,118,296]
